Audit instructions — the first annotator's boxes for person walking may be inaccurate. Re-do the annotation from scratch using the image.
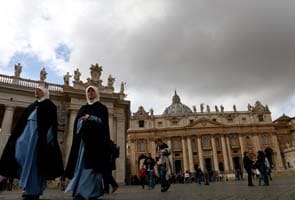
[138,165,146,189]
[155,138,171,192]
[65,85,112,200]
[243,152,254,186]
[0,86,64,200]
[195,165,203,185]
[143,153,155,190]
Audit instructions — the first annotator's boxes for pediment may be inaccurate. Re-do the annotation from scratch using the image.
[186,117,224,128]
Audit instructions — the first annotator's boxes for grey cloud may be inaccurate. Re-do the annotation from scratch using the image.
[67,0,295,117]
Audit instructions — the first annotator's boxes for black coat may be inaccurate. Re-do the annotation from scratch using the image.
[65,101,111,179]
[0,99,64,180]
[243,156,253,171]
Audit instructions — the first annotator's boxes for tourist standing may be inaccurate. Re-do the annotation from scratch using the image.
[143,153,156,189]
[243,152,254,186]
[155,138,171,192]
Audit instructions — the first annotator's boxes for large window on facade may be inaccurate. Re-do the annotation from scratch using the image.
[202,136,210,149]
[262,135,270,145]
[191,137,197,152]
[258,114,264,122]
[138,140,146,152]
[230,135,238,146]
[173,138,181,151]
[138,120,145,128]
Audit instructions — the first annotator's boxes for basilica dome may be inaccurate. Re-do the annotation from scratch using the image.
[163,91,193,115]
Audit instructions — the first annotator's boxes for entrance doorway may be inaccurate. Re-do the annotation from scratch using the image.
[233,156,241,170]
[174,160,182,174]
[205,158,212,172]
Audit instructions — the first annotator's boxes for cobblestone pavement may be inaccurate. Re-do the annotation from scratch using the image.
[0,176,295,200]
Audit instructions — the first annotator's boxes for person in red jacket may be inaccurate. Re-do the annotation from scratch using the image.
[138,165,147,189]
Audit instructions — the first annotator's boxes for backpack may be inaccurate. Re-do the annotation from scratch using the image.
[110,140,120,159]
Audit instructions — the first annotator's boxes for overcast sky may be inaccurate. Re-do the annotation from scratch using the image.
[1,0,295,119]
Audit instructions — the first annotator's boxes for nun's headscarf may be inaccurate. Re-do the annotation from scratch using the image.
[85,85,100,105]
[36,86,49,102]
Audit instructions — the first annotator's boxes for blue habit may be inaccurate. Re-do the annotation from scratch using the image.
[65,116,103,200]
[15,109,53,195]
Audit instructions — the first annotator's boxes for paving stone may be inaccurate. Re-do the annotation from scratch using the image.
[0,176,294,200]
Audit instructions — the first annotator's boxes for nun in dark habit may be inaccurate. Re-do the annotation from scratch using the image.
[65,85,111,200]
[0,86,64,200]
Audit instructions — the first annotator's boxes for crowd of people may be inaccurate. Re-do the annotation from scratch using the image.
[243,150,272,187]
[130,149,273,189]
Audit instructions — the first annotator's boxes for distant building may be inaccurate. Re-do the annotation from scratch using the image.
[127,91,286,178]
[273,115,295,170]
[0,63,130,183]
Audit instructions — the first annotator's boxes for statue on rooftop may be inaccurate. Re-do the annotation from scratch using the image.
[74,68,81,82]
[215,105,219,112]
[200,103,204,113]
[14,63,22,78]
[108,74,115,88]
[233,104,237,112]
[206,105,210,112]
[193,105,197,113]
[40,68,47,82]
[248,103,252,111]
[120,82,126,94]
[63,72,72,86]
[220,105,224,112]
[90,63,102,82]
[150,108,154,116]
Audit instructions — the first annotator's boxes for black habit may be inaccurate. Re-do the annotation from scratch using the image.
[0,99,64,180]
[65,101,111,179]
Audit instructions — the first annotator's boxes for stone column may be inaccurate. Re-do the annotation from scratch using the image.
[0,105,15,156]
[167,138,174,173]
[181,137,189,172]
[150,138,156,158]
[1,105,15,135]
[239,135,245,155]
[112,116,117,143]
[226,136,233,170]
[130,140,137,176]
[108,113,115,141]
[197,136,204,171]
[254,135,261,152]
[252,134,259,154]
[64,109,78,166]
[115,117,126,183]
[271,134,284,170]
[211,136,219,172]
[221,135,229,171]
[187,137,195,173]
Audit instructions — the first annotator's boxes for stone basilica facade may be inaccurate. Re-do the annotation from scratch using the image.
[0,63,130,183]
[127,91,293,177]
